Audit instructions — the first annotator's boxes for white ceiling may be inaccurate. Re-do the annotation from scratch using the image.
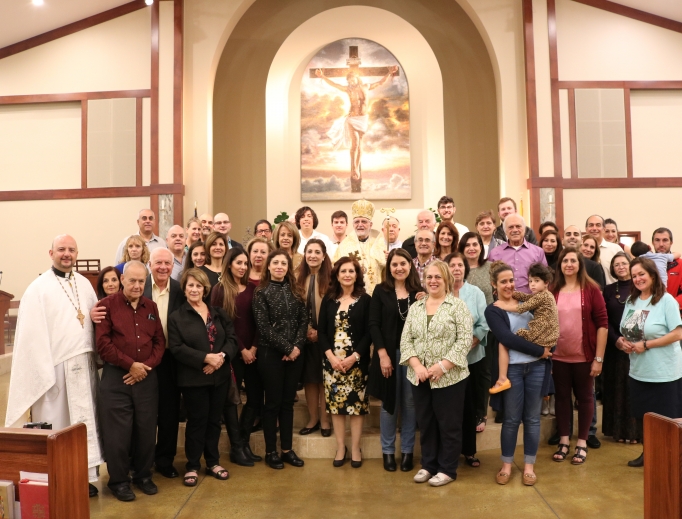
[0,0,680,52]
[0,0,132,49]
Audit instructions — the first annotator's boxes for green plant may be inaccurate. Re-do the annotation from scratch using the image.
[428,208,442,224]
[273,211,290,225]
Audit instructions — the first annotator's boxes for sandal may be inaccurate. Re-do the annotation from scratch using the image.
[476,417,487,433]
[465,456,481,468]
[205,465,229,480]
[571,446,588,465]
[183,471,198,487]
[553,443,570,462]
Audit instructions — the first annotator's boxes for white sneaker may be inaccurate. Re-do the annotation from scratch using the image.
[541,399,550,416]
[413,469,432,483]
[428,472,454,487]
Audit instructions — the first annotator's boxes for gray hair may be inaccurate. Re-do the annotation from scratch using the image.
[415,228,437,242]
[150,247,173,262]
[123,260,147,276]
[503,213,526,232]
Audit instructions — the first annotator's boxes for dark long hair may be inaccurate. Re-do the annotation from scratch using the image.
[257,248,305,301]
[551,247,598,293]
[96,266,122,300]
[540,229,563,267]
[581,235,601,264]
[628,257,667,306]
[327,256,366,300]
[458,231,486,266]
[295,238,332,298]
[218,248,251,319]
[434,221,459,259]
[378,248,422,293]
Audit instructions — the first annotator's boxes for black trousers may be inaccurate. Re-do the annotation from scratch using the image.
[155,349,181,468]
[100,363,158,489]
[258,349,304,453]
[183,382,229,472]
[232,356,264,415]
[412,377,467,480]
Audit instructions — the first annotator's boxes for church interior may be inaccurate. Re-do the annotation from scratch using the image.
[1,0,681,517]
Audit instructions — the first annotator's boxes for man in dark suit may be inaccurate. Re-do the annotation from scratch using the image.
[144,248,187,478]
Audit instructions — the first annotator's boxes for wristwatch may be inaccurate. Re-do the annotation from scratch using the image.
[594,356,603,363]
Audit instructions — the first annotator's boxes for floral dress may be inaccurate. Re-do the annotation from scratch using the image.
[323,307,370,415]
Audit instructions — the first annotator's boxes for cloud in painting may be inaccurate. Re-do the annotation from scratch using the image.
[301,175,350,192]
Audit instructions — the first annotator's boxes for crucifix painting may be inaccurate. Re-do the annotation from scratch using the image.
[301,38,411,201]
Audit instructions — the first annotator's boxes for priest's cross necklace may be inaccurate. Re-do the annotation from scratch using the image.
[54,271,85,328]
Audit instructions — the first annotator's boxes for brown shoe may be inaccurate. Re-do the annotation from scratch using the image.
[496,470,511,485]
[523,472,537,486]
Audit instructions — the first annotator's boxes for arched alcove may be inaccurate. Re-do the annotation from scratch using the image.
[213,0,499,236]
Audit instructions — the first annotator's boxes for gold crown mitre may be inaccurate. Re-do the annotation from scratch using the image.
[351,199,375,220]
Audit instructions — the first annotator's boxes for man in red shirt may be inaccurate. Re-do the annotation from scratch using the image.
[96,261,166,502]
[653,227,682,310]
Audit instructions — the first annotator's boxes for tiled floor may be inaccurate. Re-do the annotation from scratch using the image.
[0,368,644,518]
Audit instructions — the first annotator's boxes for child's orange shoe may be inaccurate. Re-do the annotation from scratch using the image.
[489,379,512,394]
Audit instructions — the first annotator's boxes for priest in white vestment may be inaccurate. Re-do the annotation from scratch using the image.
[5,235,104,496]
[333,199,387,294]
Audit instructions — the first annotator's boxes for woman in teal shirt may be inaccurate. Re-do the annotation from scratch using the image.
[620,257,682,467]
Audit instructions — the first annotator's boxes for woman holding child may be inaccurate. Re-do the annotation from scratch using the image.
[549,248,607,465]
[484,261,555,486]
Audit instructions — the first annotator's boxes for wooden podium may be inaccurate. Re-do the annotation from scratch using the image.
[0,423,90,518]
[0,289,14,355]
[644,413,682,518]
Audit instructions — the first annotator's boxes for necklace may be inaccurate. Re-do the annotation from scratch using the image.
[615,281,624,304]
[54,272,85,328]
[396,291,411,321]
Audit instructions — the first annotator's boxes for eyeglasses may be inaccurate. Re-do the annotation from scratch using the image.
[416,238,433,244]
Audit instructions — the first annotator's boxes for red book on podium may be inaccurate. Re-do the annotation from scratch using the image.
[19,472,49,519]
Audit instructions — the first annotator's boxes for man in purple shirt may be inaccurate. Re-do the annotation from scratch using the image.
[488,214,547,294]
[96,260,165,502]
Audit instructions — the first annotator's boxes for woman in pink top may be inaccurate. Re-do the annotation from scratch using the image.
[551,247,607,465]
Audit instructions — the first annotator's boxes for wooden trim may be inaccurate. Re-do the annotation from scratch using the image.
[548,0,563,178]
[530,188,541,232]
[0,184,184,202]
[522,0,540,179]
[0,90,151,105]
[624,88,633,178]
[568,89,578,178]
[173,0,184,224]
[528,177,682,189]
[555,187,565,231]
[136,97,143,187]
[571,0,682,35]
[81,100,88,189]
[0,0,148,61]
[150,195,160,235]
[150,0,160,186]
[557,81,682,90]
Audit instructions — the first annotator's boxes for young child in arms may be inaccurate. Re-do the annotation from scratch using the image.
[490,263,559,393]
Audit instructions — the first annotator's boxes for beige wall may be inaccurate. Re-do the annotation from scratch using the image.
[0,197,149,299]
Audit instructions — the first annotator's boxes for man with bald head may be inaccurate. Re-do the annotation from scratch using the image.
[402,210,437,259]
[488,214,546,293]
[214,212,244,250]
[6,235,104,498]
[166,225,186,281]
[97,260,166,501]
[143,247,186,479]
[199,213,214,241]
[114,209,167,264]
[564,225,605,289]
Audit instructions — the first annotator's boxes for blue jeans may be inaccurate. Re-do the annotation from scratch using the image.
[380,350,417,454]
[501,361,545,464]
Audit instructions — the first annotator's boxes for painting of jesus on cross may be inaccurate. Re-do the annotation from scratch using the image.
[301,38,411,201]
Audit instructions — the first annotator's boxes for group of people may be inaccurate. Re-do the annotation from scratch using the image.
[6,195,682,499]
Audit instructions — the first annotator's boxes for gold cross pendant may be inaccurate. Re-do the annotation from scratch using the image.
[77,309,85,328]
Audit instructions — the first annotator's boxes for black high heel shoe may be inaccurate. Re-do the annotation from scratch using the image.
[299,421,320,435]
[351,449,363,468]
[333,447,348,467]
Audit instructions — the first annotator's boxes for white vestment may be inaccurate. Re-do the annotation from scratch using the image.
[328,114,369,149]
[5,269,104,480]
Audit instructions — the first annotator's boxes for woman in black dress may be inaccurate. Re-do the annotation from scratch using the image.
[368,248,421,472]
[602,252,642,443]
[319,256,372,468]
[200,232,227,288]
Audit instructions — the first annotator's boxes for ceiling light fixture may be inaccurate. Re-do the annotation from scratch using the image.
[145,0,153,5]
[32,0,44,5]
